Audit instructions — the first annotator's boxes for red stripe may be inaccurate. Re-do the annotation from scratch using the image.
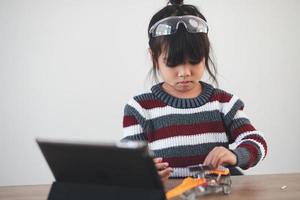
[209,92,232,103]
[163,155,206,168]
[147,121,226,142]
[244,135,267,158]
[239,143,258,169]
[232,124,256,140]
[123,116,138,128]
[138,99,166,109]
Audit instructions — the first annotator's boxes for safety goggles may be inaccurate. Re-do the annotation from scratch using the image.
[149,15,209,37]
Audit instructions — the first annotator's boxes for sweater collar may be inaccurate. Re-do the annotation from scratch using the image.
[151,81,214,108]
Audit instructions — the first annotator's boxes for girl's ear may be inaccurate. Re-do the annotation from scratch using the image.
[201,57,206,64]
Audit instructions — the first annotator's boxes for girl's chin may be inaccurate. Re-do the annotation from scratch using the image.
[175,85,195,93]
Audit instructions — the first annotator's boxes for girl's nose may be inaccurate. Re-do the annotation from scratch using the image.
[178,65,191,78]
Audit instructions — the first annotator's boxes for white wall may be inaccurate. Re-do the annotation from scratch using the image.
[0,0,299,186]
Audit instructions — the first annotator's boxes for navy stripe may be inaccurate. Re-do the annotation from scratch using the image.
[147,110,223,131]
[233,147,251,169]
[230,117,251,131]
[242,140,262,165]
[224,99,244,127]
[122,134,146,141]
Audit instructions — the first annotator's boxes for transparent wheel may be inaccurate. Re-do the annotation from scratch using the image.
[222,184,231,194]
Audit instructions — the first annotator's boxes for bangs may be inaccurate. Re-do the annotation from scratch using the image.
[153,24,208,67]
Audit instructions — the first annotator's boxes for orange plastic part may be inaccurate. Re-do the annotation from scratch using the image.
[207,168,230,176]
[166,177,206,199]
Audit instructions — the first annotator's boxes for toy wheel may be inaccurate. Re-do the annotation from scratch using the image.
[222,185,231,194]
[222,176,232,185]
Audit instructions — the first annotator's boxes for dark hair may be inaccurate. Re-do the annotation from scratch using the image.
[148,0,218,86]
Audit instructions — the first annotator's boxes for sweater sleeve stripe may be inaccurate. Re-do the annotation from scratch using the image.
[222,95,240,115]
[230,118,251,130]
[123,116,139,127]
[238,143,260,169]
[243,135,267,159]
[232,123,256,140]
[223,99,245,127]
[233,110,248,120]
[122,133,145,141]
[123,124,143,137]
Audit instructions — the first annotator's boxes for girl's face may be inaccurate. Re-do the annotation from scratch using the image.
[157,52,205,98]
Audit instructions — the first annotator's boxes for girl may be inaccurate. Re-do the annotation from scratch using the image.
[122,0,267,181]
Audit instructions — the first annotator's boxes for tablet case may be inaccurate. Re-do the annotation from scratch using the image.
[37,139,166,200]
[48,182,165,200]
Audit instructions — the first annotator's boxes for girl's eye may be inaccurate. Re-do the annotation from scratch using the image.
[189,60,200,65]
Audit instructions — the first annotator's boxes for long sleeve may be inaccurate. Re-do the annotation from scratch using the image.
[223,95,268,169]
[122,98,147,142]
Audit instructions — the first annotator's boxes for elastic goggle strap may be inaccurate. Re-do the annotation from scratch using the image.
[149,15,209,37]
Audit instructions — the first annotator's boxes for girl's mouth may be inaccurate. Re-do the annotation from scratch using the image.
[178,81,192,85]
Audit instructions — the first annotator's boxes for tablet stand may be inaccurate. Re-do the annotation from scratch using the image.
[48,181,166,200]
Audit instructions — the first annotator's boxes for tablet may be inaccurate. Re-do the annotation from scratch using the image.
[36,138,164,190]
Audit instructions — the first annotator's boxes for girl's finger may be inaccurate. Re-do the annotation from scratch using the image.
[153,157,163,163]
[158,167,173,181]
[211,151,225,169]
[217,151,237,167]
[155,162,169,170]
[215,155,226,169]
[203,150,214,165]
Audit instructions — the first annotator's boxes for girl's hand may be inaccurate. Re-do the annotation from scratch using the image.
[153,157,173,182]
[203,146,237,169]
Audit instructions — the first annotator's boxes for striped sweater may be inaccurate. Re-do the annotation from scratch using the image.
[122,81,267,177]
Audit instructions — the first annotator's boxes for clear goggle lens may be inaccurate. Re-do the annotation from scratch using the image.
[149,15,208,37]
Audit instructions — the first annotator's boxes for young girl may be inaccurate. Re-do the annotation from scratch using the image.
[122,0,267,181]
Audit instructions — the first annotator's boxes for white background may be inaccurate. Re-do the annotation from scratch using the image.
[0,0,300,186]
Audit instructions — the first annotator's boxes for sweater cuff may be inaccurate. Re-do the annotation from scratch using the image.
[232,147,251,169]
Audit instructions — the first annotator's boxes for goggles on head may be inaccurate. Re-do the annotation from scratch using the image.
[149,15,209,37]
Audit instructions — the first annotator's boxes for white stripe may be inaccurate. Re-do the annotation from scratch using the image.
[123,124,143,137]
[148,133,228,150]
[170,167,206,177]
[170,168,192,177]
[128,98,146,116]
[233,110,248,120]
[233,131,266,160]
[222,95,239,115]
[234,131,261,143]
[147,102,220,119]
[128,98,240,120]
